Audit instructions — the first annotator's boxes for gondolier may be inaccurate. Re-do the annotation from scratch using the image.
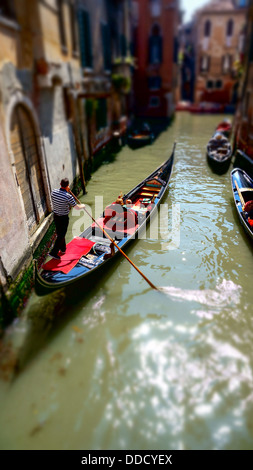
[49,178,85,260]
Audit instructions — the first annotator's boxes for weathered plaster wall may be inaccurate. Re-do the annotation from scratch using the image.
[194,3,246,103]
[0,111,30,282]
[38,85,78,190]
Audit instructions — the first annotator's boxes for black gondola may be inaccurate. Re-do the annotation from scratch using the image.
[231,167,253,241]
[206,133,232,174]
[127,133,154,149]
[35,143,176,296]
[127,123,154,149]
[215,119,232,138]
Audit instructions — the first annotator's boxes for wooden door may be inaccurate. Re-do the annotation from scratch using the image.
[10,105,47,234]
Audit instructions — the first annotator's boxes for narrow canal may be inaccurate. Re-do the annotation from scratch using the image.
[0,112,253,450]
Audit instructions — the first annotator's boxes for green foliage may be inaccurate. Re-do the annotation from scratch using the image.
[113,56,136,67]
[85,99,97,119]
[111,74,131,93]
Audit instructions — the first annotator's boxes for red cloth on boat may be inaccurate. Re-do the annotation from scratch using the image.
[42,237,95,273]
[248,218,253,227]
[92,204,139,235]
[92,217,138,235]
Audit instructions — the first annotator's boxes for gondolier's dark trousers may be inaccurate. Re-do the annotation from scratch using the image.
[51,214,69,255]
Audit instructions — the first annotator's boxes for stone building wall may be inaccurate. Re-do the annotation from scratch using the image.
[0,0,82,290]
[132,0,180,119]
[193,0,247,105]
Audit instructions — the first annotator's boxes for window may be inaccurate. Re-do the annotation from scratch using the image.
[63,87,72,121]
[204,20,211,37]
[226,19,234,37]
[173,37,178,64]
[101,23,111,70]
[149,24,163,64]
[200,55,210,73]
[148,76,161,90]
[206,80,213,90]
[10,105,47,234]
[78,10,93,68]
[120,34,127,58]
[0,0,16,19]
[222,54,232,73]
[149,96,160,107]
[150,0,161,17]
[215,79,223,89]
[96,99,107,130]
[238,31,245,54]
[57,0,67,53]
[226,19,234,46]
[250,28,253,62]
[69,1,78,56]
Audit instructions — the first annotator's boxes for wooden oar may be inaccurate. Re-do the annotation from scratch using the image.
[234,180,245,210]
[69,189,158,291]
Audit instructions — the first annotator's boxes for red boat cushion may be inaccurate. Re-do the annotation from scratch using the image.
[92,216,138,234]
[93,203,138,234]
[244,200,253,213]
[42,237,95,273]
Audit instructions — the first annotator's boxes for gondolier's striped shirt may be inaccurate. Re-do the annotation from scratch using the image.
[51,188,76,216]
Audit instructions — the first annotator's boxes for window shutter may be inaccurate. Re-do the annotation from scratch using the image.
[148,36,152,63]
[158,35,163,63]
[149,35,163,64]
[85,12,92,68]
[77,10,86,67]
[101,23,111,70]
[77,10,92,68]
[173,37,178,64]
[120,34,127,57]
[250,29,253,62]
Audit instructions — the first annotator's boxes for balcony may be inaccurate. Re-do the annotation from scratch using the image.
[111,56,134,79]
[111,57,134,94]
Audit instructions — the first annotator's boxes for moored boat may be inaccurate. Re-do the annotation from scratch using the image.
[35,143,176,296]
[206,133,232,174]
[127,123,154,149]
[215,119,232,138]
[175,101,191,112]
[189,102,224,114]
[231,168,253,241]
[127,133,154,149]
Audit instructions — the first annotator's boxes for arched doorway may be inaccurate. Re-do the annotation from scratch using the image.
[10,104,48,234]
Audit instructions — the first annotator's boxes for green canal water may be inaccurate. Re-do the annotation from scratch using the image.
[0,112,253,450]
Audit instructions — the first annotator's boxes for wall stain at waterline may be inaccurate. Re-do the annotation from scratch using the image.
[0,222,57,332]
